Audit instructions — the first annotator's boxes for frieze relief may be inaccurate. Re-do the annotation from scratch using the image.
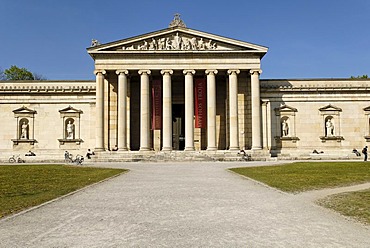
[121,33,219,51]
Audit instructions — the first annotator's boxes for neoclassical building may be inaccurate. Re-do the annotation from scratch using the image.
[1,16,369,160]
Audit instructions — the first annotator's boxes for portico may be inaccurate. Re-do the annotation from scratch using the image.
[88,17,268,152]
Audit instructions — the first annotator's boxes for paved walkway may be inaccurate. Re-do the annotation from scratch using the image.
[0,161,369,247]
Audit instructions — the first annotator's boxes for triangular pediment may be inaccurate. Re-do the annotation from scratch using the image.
[364,106,370,111]
[87,27,268,54]
[13,106,37,114]
[59,105,83,114]
[274,104,297,112]
[319,104,342,112]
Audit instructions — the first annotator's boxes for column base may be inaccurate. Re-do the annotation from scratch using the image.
[162,147,172,151]
[94,147,105,152]
[207,147,217,151]
[184,147,195,151]
[229,147,240,151]
[139,147,151,151]
[118,147,128,151]
[252,146,262,150]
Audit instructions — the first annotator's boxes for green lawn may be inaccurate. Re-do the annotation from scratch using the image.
[230,162,370,225]
[317,189,370,225]
[0,164,126,218]
[229,162,370,193]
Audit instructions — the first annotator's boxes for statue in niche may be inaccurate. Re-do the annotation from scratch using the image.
[66,121,75,139]
[20,121,28,139]
[282,120,289,137]
[326,119,334,137]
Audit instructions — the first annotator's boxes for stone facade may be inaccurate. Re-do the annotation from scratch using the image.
[1,20,369,159]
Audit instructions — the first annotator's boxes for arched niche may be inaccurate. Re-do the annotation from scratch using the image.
[274,104,299,147]
[363,106,370,141]
[58,106,83,146]
[11,106,37,145]
[319,104,343,142]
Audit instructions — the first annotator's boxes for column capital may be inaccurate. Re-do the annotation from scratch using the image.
[116,70,129,75]
[94,70,106,75]
[138,70,151,75]
[160,69,173,75]
[205,69,218,75]
[249,69,262,75]
[227,69,240,75]
[183,69,196,75]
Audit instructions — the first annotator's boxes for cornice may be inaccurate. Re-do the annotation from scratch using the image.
[0,85,96,94]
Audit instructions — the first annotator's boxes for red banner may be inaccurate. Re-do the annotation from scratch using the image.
[151,80,162,130]
[194,78,206,128]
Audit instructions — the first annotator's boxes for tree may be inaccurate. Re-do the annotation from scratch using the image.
[1,65,46,80]
[350,74,368,79]
[4,65,35,80]
[0,68,5,80]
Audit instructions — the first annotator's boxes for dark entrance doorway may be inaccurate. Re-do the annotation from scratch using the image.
[172,104,185,150]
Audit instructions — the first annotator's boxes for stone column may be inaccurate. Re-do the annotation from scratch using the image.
[138,70,151,151]
[228,69,240,151]
[161,69,173,151]
[116,70,129,151]
[262,101,268,149]
[250,69,262,150]
[94,70,106,151]
[205,69,218,151]
[183,70,196,151]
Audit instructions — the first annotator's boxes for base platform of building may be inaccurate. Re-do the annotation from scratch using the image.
[0,149,364,164]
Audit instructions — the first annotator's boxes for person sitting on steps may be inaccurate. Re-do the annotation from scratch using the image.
[86,149,95,159]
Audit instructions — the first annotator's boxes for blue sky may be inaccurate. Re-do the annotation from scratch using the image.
[0,0,369,80]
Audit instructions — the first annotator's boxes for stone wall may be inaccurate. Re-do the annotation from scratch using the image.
[0,80,96,152]
[261,79,370,155]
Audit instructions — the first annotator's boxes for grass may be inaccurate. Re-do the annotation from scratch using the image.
[317,189,370,225]
[0,164,126,218]
[230,162,370,225]
[229,162,370,193]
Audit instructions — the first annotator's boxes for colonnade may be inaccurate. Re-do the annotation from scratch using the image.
[94,69,262,152]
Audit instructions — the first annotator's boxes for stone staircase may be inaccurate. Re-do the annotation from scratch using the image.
[0,149,272,163]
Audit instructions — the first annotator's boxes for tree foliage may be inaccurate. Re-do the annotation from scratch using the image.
[4,65,34,80]
[350,74,368,79]
[0,65,46,81]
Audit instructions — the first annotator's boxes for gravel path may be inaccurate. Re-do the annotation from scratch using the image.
[0,161,369,247]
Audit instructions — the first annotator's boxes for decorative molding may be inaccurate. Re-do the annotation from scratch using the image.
[274,136,299,143]
[57,138,83,145]
[319,136,344,142]
[11,139,36,145]
[0,85,95,93]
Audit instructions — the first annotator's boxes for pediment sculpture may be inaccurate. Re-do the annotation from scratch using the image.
[122,32,217,51]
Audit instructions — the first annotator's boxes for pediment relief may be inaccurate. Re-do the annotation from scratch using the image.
[319,104,342,112]
[89,28,268,53]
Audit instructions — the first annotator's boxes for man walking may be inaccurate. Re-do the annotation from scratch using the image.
[362,146,368,161]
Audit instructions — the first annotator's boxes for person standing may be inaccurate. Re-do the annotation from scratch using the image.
[362,146,368,161]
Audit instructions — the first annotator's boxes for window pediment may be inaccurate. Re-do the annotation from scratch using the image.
[13,106,37,115]
[319,104,342,112]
